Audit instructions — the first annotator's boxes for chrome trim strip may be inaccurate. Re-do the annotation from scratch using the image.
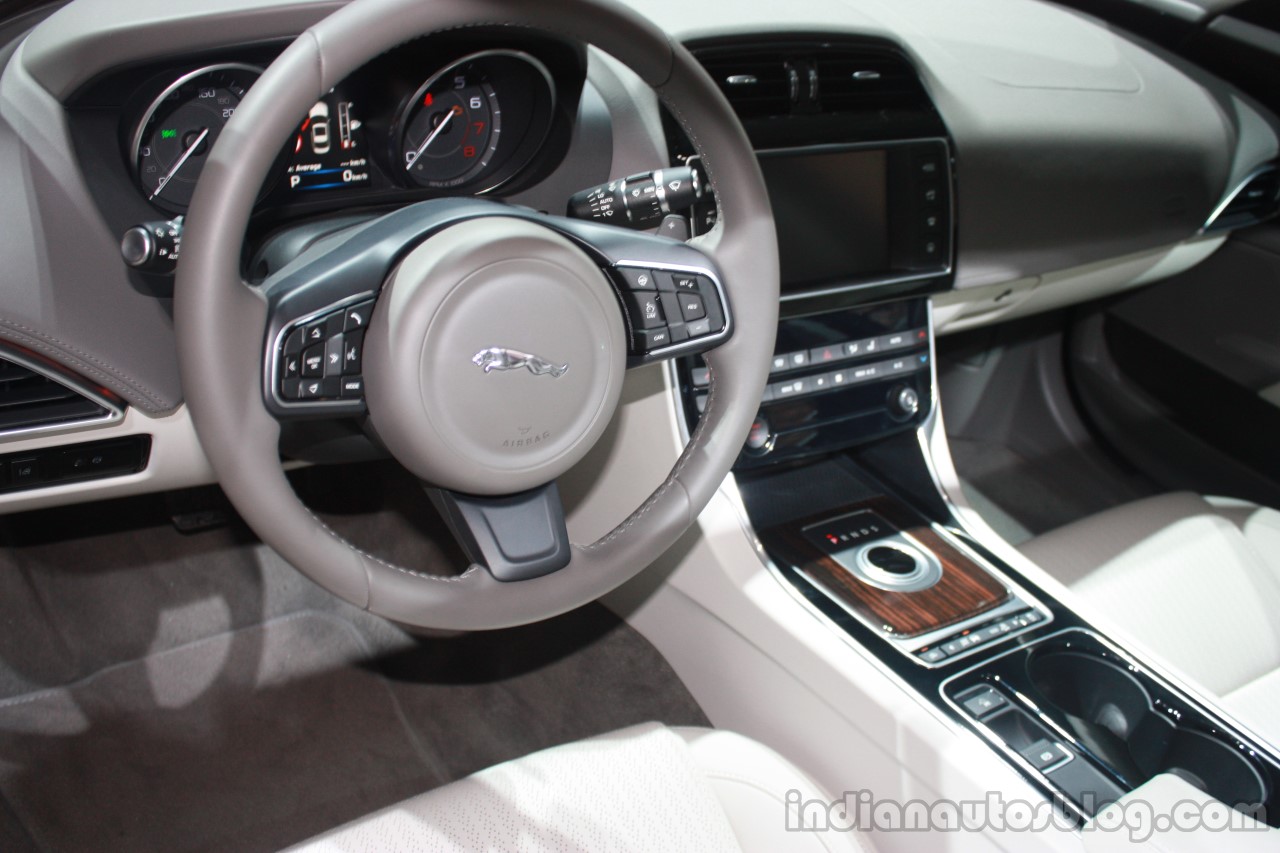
[1200,162,1279,234]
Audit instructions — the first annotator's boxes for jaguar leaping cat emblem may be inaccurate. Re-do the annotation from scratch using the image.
[472,347,569,379]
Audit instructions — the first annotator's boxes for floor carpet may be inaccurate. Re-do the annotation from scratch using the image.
[0,472,708,851]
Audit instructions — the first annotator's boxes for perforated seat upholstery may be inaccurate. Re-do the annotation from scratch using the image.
[288,722,873,853]
[1021,492,1280,746]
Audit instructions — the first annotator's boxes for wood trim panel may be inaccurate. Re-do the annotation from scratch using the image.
[761,496,1009,638]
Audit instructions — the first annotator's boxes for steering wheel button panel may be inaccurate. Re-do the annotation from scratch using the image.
[624,292,666,330]
[324,335,345,377]
[634,328,672,350]
[614,262,730,362]
[275,297,372,405]
[342,331,364,375]
[343,301,375,332]
[679,294,706,322]
[619,268,658,291]
[301,345,324,377]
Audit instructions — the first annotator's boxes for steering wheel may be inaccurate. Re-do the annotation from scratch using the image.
[175,0,778,630]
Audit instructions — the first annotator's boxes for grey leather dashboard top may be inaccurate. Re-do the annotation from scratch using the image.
[1,0,1277,411]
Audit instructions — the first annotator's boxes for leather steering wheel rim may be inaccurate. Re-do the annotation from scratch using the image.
[175,0,779,630]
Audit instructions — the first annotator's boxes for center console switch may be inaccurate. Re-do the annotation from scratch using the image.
[679,298,932,467]
[945,629,1280,824]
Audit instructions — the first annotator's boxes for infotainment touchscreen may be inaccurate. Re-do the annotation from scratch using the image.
[759,149,890,290]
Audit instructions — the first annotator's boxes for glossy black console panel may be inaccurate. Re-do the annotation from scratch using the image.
[944,630,1275,823]
[678,299,933,469]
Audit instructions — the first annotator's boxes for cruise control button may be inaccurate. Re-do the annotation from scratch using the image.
[685,318,711,337]
[633,327,671,351]
[679,294,706,322]
[625,292,665,329]
[342,330,363,375]
[671,275,699,292]
[344,300,374,332]
[620,267,658,291]
[302,344,325,377]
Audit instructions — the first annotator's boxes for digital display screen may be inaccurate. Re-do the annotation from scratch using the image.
[286,93,372,192]
[759,149,889,290]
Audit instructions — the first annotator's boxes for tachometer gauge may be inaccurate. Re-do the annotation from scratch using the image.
[131,64,261,212]
[396,50,554,192]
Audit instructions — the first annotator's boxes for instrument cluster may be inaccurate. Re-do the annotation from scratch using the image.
[113,32,582,220]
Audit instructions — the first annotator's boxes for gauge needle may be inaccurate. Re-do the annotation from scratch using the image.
[149,127,210,201]
[405,108,456,170]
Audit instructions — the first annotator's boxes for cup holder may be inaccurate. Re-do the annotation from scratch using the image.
[1029,651,1266,809]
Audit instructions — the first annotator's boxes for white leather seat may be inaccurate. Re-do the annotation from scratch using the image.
[1020,492,1280,745]
[288,722,873,852]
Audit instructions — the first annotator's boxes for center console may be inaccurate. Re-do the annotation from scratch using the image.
[668,34,1280,832]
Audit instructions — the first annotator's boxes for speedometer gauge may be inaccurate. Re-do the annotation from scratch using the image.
[131,64,261,212]
[396,50,554,192]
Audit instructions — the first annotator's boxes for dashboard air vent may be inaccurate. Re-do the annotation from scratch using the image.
[0,354,117,434]
[691,40,929,120]
[1203,166,1280,233]
[695,48,793,119]
[815,49,931,114]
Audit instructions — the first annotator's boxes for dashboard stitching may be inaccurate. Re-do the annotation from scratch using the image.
[0,320,170,411]
[578,370,717,552]
[302,505,481,583]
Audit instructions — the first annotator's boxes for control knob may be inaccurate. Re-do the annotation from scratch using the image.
[887,384,920,420]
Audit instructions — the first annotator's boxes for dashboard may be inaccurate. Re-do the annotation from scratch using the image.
[0,0,1278,509]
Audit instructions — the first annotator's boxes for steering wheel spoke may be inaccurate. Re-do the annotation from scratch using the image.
[544,218,733,368]
[429,482,571,582]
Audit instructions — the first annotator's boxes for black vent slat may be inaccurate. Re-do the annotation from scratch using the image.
[698,53,792,119]
[818,54,930,113]
[0,356,110,432]
[0,385,81,409]
[692,40,929,120]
